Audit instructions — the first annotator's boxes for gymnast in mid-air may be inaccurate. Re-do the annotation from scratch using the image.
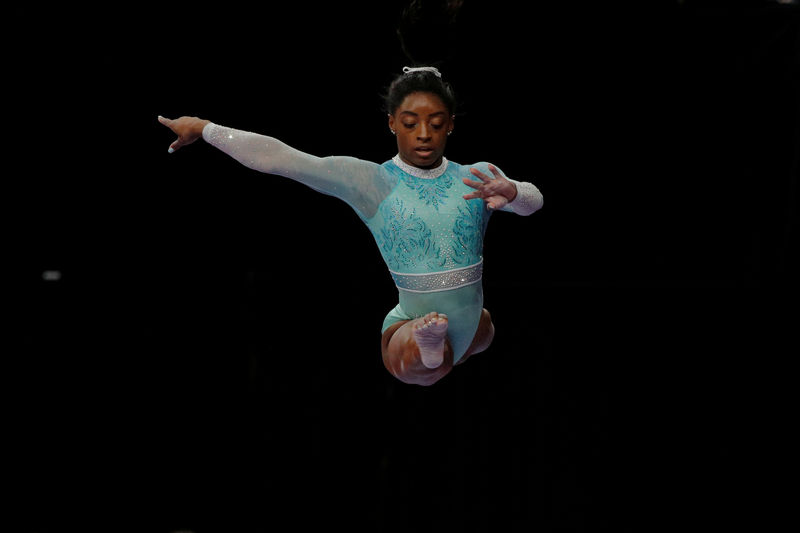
[158,65,542,386]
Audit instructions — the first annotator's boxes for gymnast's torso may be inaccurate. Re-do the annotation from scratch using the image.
[365,156,491,361]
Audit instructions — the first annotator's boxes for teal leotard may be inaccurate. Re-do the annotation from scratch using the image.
[202,123,542,363]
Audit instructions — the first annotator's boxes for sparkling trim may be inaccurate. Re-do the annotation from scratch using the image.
[202,122,225,144]
[389,259,483,293]
[392,154,448,180]
[505,179,544,216]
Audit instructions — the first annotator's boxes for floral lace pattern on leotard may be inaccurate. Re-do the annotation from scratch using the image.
[392,155,454,211]
[400,173,454,211]
[377,198,443,270]
[450,200,485,266]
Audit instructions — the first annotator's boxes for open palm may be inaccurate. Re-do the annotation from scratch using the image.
[462,164,518,210]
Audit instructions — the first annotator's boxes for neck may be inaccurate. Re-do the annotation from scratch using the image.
[392,154,448,179]
[398,153,445,170]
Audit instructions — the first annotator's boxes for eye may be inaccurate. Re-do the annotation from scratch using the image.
[403,123,417,129]
[431,123,444,130]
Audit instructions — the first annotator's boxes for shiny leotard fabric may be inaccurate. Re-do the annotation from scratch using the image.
[368,156,490,361]
[202,123,542,363]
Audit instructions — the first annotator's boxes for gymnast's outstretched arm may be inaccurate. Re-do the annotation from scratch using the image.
[158,115,390,219]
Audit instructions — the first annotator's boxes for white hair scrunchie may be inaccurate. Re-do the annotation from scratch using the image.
[402,66,442,78]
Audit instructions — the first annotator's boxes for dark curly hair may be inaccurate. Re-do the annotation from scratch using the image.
[383,69,457,116]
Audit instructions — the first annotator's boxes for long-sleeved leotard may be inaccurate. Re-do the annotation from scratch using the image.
[202,122,543,363]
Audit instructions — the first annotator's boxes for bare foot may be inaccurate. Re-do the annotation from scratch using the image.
[412,312,449,369]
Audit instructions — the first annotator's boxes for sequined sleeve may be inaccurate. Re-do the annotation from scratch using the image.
[202,122,391,219]
[503,178,543,216]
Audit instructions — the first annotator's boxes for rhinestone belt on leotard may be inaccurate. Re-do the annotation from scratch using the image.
[389,259,483,293]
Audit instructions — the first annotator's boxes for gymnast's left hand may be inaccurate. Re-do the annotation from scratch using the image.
[462,164,518,210]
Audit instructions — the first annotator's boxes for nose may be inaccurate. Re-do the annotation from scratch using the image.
[417,123,432,142]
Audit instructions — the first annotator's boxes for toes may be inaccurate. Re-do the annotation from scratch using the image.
[418,312,435,328]
[413,312,448,332]
[423,312,445,322]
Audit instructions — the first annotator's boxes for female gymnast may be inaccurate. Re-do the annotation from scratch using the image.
[158,66,542,386]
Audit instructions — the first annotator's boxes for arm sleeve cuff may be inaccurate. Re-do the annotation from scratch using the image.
[503,178,543,216]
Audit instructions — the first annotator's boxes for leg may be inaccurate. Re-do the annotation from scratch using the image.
[381,312,454,386]
[456,308,495,365]
[380,308,496,385]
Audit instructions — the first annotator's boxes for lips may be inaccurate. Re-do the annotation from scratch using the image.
[414,146,435,156]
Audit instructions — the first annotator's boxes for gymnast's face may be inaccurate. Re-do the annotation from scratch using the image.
[389,92,454,169]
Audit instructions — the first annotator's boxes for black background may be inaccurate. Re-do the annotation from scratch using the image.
[10,1,798,531]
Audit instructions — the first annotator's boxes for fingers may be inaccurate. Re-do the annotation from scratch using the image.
[159,115,193,153]
[167,134,181,153]
[463,177,504,194]
[464,167,510,207]
[469,165,507,190]
[487,164,506,180]
[158,116,179,153]
[470,165,506,182]
[462,193,506,209]
[464,185,510,208]
[169,136,189,153]
[462,177,484,190]
[462,175,497,200]
[486,195,509,211]
[469,167,491,182]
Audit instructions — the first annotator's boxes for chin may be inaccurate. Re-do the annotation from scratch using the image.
[408,151,443,168]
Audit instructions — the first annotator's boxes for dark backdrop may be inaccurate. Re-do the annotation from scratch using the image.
[10,1,798,531]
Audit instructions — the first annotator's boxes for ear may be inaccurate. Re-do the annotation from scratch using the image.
[388,113,396,133]
[449,114,455,133]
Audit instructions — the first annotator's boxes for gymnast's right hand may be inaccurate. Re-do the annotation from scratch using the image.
[158,115,210,153]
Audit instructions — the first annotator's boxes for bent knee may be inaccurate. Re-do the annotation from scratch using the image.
[382,353,452,386]
[381,329,453,386]
[483,308,496,336]
[460,309,495,362]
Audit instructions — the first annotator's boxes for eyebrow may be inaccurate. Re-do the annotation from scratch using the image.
[400,110,447,117]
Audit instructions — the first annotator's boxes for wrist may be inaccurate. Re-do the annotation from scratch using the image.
[195,118,211,136]
[505,179,543,216]
[507,182,518,203]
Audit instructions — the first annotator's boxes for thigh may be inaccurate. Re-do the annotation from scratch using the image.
[381,319,410,357]
[381,303,413,334]
[458,308,495,364]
